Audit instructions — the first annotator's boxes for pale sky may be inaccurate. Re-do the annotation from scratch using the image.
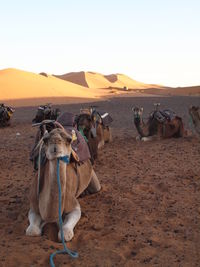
[0,0,200,87]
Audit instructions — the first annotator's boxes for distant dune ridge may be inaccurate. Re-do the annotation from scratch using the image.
[54,71,160,89]
[0,68,199,103]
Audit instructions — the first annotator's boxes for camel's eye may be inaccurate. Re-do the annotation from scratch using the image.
[49,138,62,145]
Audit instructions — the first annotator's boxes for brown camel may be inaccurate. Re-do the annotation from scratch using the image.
[133,107,184,141]
[75,113,98,163]
[80,107,112,149]
[189,106,200,136]
[26,128,101,241]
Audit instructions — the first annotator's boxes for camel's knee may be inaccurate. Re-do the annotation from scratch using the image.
[26,209,42,236]
[87,169,101,193]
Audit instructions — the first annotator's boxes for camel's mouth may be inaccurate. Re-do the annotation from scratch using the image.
[47,152,70,161]
[45,143,71,161]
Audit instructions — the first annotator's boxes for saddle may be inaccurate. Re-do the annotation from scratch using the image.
[80,108,113,127]
[0,107,5,116]
[97,111,113,127]
[151,109,176,123]
[0,106,9,120]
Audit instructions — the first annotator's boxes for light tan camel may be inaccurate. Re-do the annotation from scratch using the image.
[133,107,184,141]
[26,128,101,241]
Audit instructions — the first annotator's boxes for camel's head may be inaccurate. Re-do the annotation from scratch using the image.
[76,113,96,139]
[91,111,102,125]
[132,107,143,124]
[43,128,72,161]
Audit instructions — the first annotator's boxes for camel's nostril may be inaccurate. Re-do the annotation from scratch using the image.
[54,146,57,153]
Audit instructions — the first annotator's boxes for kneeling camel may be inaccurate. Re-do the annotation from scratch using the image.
[133,106,184,141]
[26,128,101,241]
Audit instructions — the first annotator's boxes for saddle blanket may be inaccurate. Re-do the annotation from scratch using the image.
[152,109,176,123]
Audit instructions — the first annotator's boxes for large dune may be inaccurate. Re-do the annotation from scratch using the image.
[54,71,161,89]
[1,68,199,104]
[0,68,106,101]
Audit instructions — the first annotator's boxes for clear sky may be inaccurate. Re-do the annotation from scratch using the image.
[0,0,200,87]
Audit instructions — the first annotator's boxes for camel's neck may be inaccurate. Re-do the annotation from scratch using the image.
[39,158,67,222]
[192,114,200,134]
[134,117,150,137]
[49,159,67,197]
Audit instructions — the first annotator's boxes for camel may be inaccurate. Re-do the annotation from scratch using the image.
[32,103,60,123]
[133,106,184,141]
[75,113,98,163]
[26,128,101,241]
[0,104,14,127]
[79,107,113,149]
[189,106,200,136]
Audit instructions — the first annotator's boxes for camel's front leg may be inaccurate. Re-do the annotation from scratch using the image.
[98,139,105,149]
[141,136,153,141]
[58,204,81,242]
[26,209,42,236]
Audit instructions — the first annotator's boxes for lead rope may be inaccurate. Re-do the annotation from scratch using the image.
[50,156,78,267]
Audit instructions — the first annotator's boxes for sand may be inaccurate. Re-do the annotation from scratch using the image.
[0,95,200,267]
[54,71,162,90]
[0,69,107,101]
[0,69,199,105]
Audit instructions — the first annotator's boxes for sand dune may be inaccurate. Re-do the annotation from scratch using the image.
[54,71,160,89]
[171,86,200,95]
[0,68,199,104]
[0,68,105,101]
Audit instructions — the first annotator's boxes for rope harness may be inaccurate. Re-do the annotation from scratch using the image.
[50,155,78,267]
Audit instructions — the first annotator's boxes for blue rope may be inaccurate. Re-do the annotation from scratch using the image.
[50,156,78,267]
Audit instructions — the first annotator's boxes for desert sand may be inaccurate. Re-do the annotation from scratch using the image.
[54,71,162,90]
[0,68,107,101]
[0,95,200,267]
[1,68,199,108]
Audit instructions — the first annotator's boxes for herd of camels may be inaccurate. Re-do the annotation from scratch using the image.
[24,103,200,243]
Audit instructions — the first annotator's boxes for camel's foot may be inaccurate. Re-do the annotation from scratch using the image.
[58,227,74,242]
[26,225,42,236]
[26,209,42,236]
[58,205,81,242]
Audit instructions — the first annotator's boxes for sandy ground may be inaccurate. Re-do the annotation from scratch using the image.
[0,96,200,267]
